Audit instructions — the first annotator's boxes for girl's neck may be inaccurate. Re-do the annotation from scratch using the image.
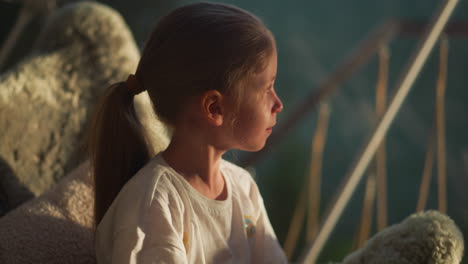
[162,129,227,200]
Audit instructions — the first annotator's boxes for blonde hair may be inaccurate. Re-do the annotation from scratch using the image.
[87,2,276,225]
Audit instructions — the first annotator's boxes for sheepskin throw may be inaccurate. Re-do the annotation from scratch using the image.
[0,1,141,210]
[342,210,464,264]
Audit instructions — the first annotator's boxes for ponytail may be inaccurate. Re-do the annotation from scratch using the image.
[86,81,151,226]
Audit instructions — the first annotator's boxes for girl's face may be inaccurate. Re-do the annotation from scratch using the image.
[228,50,283,151]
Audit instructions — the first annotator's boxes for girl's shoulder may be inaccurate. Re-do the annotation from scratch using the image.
[126,153,186,199]
[96,154,187,243]
[112,154,188,215]
[221,159,254,184]
[220,159,261,202]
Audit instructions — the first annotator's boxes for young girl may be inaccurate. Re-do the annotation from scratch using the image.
[87,2,286,263]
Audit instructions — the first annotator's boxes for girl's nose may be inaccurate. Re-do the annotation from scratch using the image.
[272,92,283,114]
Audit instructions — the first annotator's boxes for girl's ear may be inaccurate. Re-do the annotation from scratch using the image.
[201,90,224,126]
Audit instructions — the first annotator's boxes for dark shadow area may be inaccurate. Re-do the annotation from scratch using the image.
[0,156,34,217]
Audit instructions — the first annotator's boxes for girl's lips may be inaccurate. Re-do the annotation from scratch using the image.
[267,123,276,131]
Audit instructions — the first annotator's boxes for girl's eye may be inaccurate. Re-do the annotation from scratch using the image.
[267,83,274,91]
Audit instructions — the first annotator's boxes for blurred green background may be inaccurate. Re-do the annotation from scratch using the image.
[1,0,468,262]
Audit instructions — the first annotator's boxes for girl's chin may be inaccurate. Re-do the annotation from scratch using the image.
[239,142,267,152]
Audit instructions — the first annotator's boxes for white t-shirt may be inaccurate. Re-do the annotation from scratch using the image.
[95,154,287,264]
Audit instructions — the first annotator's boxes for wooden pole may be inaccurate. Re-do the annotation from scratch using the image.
[416,37,448,212]
[355,46,389,248]
[355,172,376,248]
[416,131,435,211]
[375,47,389,231]
[436,37,448,213]
[307,103,331,241]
